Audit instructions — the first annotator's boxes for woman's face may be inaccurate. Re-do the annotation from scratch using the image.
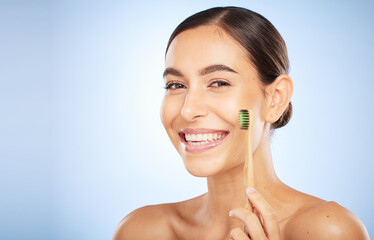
[161,25,270,177]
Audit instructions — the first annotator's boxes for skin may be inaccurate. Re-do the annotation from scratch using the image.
[113,25,369,240]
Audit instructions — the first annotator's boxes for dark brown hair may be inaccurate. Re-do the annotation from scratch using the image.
[165,6,292,130]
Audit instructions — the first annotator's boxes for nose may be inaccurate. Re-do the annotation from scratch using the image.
[181,88,208,121]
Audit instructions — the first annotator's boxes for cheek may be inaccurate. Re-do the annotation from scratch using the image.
[160,95,168,127]
[160,95,175,130]
[245,97,266,153]
[212,88,256,127]
[160,94,183,142]
[228,85,265,153]
[208,92,249,160]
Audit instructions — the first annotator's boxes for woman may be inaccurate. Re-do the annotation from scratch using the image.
[113,6,369,240]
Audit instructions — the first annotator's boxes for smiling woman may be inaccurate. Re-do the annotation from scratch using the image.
[113,6,369,240]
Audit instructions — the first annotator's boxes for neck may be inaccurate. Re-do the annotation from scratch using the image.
[200,131,283,230]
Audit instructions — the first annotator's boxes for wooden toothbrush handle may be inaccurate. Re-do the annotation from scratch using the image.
[243,110,254,236]
[243,111,254,212]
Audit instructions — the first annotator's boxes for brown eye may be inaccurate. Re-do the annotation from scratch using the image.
[210,80,230,87]
[164,82,186,90]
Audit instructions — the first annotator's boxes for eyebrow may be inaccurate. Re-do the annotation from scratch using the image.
[163,64,238,78]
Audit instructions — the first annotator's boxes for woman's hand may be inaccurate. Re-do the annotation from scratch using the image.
[229,188,280,240]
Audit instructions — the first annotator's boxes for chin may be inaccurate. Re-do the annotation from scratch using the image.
[184,167,217,178]
[182,157,226,177]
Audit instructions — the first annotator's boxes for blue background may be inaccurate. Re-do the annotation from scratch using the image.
[0,0,373,239]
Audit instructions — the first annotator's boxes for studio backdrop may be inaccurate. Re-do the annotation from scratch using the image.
[1,1,373,239]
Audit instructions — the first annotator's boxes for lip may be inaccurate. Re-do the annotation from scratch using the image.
[179,128,228,134]
[178,128,230,153]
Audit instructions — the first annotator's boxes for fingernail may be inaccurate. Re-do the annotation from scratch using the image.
[246,187,256,195]
[229,210,233,216]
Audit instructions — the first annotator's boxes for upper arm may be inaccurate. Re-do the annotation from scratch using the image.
[285,201,369,240]
[112,205,175,240]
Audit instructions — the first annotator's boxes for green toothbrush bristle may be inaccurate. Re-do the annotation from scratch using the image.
[239,109,250,130]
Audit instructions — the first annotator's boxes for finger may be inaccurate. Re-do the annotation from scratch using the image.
[253,207,262,224]
[230,227,250,240]
[246,188,280,239]
[253,207,265,231]
[230,208,267,240]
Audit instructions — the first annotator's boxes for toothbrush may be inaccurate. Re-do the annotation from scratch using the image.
[239,109,254,235]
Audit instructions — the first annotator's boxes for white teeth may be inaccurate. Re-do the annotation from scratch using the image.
[208,133,213,141]
[202,133,208,141]
[191,134,196,141]
[184,132,227,144]
[196,134,202,141]
[189,140,209,145]
[213,133,217,140]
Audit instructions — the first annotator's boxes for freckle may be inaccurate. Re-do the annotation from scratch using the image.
[327,215,329,218]
[307,231,309,234]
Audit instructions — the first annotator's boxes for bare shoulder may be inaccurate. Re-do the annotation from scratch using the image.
[284,201,369,240]
[112,203,177,240]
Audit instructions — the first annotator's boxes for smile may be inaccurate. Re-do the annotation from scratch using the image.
[179,128,230,153]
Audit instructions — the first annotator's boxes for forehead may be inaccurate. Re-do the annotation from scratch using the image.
[165,25,252,73]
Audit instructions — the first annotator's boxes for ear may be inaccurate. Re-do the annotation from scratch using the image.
[264,74,293,124]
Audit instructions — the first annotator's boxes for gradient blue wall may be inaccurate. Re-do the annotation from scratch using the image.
[1,0,373,239]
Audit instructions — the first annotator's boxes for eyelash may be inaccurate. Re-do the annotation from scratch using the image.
[163,80,231,90]
[163,82,186,90]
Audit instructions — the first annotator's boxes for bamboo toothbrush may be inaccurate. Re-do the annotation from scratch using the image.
[239,109,254,234]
